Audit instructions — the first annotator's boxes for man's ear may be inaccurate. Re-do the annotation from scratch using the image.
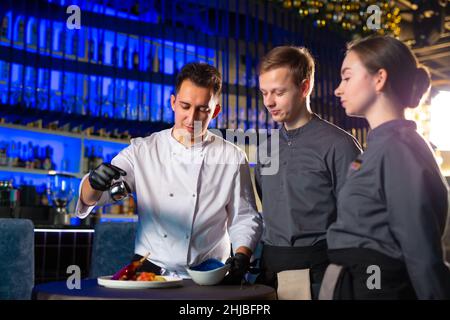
[374,69,388,93]
[212,104,221,119]
[170,94,176,112]
[300,79,311,98]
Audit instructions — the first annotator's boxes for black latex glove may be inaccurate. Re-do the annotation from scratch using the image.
[88,163,127,191]
[222,253,250,285]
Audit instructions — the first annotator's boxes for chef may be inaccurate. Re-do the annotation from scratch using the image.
[76,62,263,282]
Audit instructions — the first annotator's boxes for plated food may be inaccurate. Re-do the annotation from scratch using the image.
[136,272,166,282]
[97,275,182,289]
[97,253,183,288]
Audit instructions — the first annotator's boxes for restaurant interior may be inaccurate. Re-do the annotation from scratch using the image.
[0,0,449,301]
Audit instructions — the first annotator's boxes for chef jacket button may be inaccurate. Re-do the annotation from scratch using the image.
[169,193,174,197]
[163,234,167,238]
[192,194,196,197]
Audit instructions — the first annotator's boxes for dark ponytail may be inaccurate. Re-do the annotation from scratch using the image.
[409,66,431,109]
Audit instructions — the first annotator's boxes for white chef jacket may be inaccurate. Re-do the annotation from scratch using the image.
[75,128,263,277]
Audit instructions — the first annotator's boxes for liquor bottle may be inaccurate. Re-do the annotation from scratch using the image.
[39,146,46,170]
[72,33,78,56]
[122,197,129,214]
[0,141,7,166]
[30,22,38,47]
[95,146,104,167]
[146,52,152,72]
[59,30,66,54]
[83,146,89,173]
[7,142,16,167]
[45,28,52,54]
[42,146,52,170]
[17,18,24,43]
[153,48,159,72]
[0,61,9,104]
[98,41,104,64]
[88,38,94,61]
[123,47,128,68]
[1,15,9,40]
[26,142,34,169]
[40,190,49,206]
[88,145,96,171]
[33,145,41,169]
[8,180,18,211]
[132,46,139,70]
[61,144,69,171]
[0,180,7,206]
[127,196,136,215]
[112,46,118,66]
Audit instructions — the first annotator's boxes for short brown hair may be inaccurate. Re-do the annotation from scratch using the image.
[347,36,430,109]
[258,46,315,92]
[175,62,222,98]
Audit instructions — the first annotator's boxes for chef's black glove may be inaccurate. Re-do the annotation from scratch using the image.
[222,253,250,285]
[88,163,127,191]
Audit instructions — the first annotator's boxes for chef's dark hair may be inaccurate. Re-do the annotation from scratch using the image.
[175,62,222,98]
[347,35,430,109]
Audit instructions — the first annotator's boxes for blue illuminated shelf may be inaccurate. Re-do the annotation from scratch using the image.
[0,166,54,175]
[0,123,129,186]
[98,214,138,223]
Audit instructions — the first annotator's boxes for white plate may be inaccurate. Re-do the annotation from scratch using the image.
[97,275,183,289]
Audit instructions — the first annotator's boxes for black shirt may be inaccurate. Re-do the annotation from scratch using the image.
[327,119,450,299]
[255,113,362,247]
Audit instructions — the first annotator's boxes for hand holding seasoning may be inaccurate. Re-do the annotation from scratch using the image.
[112,253,150,280]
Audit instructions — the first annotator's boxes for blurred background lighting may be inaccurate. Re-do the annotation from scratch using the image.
[430,91,450,151]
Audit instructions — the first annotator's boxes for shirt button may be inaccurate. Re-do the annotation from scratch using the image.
[185,235,189,239]
[163,234,167,238]
[287,141,292,146]
[192,194,196,197]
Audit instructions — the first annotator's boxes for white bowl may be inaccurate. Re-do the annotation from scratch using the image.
[186,264,230,286]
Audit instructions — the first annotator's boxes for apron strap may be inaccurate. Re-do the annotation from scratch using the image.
[318,264,344,300]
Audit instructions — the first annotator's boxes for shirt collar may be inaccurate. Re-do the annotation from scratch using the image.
[281,113,318,140]
[367,119,417,143]
[167,127,214,151]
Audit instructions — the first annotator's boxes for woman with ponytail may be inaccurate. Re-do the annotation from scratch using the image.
[321,35,450,300]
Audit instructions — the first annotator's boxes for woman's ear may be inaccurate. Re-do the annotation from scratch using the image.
[374,69,388,93]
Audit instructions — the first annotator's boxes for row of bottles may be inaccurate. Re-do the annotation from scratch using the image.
[0,179,48,208]
[0,180,18,208]
[82,145,118,173]
[0,13,265,130]
[96,196,136,216]
[0,12,213,74]
[0,60,175,123]
[0,140,55,170]
[0,177,136,218]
